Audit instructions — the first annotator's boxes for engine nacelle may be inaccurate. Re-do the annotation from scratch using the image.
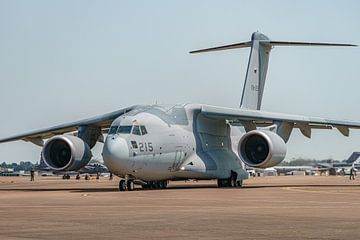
[238,130,287,168]
[42,135,92,171]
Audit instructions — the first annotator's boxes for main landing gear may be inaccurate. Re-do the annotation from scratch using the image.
[62,174,70,180]
[217,170,243,188]
[217,179,243,188]
[142,180,168,190]
[118,179,168,191]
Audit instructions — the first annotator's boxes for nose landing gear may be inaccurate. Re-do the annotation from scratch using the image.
[118,179,135,191]
[119,179,127,191]
[127,180,134,191]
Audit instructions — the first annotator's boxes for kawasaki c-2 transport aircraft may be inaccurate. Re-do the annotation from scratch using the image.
[0,32,359,191]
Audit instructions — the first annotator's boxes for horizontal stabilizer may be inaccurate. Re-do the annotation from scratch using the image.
[189,41,251,54]
[269,41,357,47]
[190,40,357,54]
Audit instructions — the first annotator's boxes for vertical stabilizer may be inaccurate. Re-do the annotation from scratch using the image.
[240,32,271,110]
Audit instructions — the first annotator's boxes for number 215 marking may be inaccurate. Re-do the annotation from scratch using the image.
[139,142,153,152]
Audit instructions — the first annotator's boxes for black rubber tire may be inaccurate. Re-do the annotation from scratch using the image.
[119,180,127,191]
[127,180,134,191]
[229,177,236,187]
[217,179,225,188]
[152,181,160,189]
[162,180,168,189]
[236,180,243,188]
[158,181,164,189]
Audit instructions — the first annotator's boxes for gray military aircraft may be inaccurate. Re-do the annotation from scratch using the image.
[0,32,358,191]
[37,157,108,179]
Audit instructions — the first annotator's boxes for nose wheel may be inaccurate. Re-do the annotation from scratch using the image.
[119,179,135,191]
[119,180,127,191]
[127,180,134,191]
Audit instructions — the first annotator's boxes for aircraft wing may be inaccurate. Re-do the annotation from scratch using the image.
[201,105,360,137]
[0,106,136,145]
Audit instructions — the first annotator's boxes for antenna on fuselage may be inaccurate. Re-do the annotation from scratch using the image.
[190,32,357,110]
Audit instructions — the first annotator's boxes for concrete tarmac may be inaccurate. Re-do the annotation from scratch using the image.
[0,175,360,240]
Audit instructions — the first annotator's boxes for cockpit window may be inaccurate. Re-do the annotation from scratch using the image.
[117,125,132,134]
[108,126,118,135]
[132,125,141,135]
[140,126,148,135]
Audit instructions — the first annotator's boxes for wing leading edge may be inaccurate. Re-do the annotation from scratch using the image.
[201,105,360,138]
[0,106,136,145]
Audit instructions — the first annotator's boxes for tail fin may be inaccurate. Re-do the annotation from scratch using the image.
[190,32,356,110]
[346,152,360,164]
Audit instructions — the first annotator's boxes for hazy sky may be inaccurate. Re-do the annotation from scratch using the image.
[0,0,359,163]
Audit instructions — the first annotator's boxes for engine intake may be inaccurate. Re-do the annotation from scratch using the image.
[238,130,286,168]
[42,135,92,171]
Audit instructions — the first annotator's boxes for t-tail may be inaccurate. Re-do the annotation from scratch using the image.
[190,32,356,110]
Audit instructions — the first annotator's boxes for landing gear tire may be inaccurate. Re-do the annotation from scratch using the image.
[127,180,134,191]
[236,180,243,188]
[218,177,239,188]
[143,180,168,190]
[217,179,228,188]
[159,180,168,189]
[229,170,238,187]
[162,180,168,189]
[229,177,236,187]
[158,181,164,189]
[62,174,70,180]
[119,180,127,191]
[152,181,160,189]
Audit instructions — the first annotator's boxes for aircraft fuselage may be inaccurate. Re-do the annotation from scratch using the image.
[102,104,249,182]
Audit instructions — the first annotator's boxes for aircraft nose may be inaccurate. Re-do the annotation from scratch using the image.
[102,136,130,172]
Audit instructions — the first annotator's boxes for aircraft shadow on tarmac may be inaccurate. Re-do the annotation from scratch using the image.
[1,183,360,193]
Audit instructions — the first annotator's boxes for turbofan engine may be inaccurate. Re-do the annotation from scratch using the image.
[238,130,286,168]
[41,135,92,171]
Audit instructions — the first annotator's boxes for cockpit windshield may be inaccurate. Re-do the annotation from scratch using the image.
[108,126,118,135]
[117,125,132,134]
[140,126,147,135]
[109,124,148,135]
[132,125,148,135]
[132,126,141,135]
